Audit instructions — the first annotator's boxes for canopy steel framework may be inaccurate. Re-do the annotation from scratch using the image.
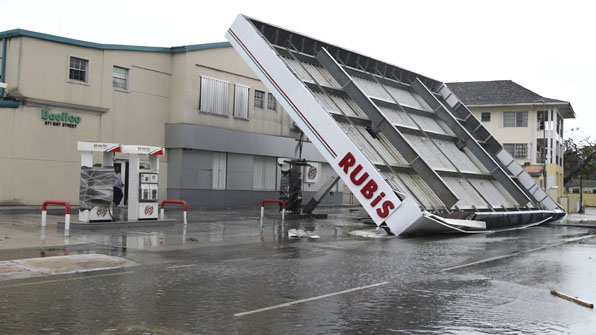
[226,15,564,235]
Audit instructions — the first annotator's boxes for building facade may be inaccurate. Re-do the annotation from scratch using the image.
[0,29,342,207]
[447,80,575,202]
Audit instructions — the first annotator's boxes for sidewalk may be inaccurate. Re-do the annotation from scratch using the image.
[0,205,369,278]
[563,206,596,226]
[0,205,76,215]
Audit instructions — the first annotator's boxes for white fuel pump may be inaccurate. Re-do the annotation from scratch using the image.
[77,141,164,222]
[121,145,164,221]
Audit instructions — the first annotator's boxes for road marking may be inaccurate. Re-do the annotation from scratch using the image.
[166,264,197,269]
[0,271,135,288]
[234,281,389,317]
[442,234,596,272]
[221,257,253,263]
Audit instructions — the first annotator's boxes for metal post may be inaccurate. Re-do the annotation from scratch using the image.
[534,99,547,190]
[41,210,47,227]
[543,100,547,190]
[65,213,70,236]
[1,38,6,98]
[579,156,584,213]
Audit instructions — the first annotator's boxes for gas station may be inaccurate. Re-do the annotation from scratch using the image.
[76,141,165,224]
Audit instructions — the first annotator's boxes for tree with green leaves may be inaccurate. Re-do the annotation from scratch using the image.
[564,128,596,185]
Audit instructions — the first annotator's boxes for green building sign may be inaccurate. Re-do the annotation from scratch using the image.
[41,109,81,128]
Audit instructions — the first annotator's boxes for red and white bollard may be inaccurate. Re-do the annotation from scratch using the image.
[260,200,285,221]
[41,201,71,236]
[160,200,188,224]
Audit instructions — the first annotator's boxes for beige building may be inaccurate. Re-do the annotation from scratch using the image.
[0,29,342,207]
[447,80,575,202]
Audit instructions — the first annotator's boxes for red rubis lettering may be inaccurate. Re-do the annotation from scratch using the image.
[338,152,356,173]
[376,200,395,218]
[360,179,378,199]
[350,165,369,185]
[370,192,385,207]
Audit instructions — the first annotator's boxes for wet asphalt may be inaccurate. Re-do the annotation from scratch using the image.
[0,207,595,334]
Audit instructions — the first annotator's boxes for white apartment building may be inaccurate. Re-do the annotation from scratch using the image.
[447,80,575,200]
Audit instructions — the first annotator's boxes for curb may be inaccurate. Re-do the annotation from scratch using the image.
[546,223,596,229]
[0,207,79,215]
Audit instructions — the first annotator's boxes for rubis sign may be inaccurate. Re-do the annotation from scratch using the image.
[338,152,395,218]
[144,205,154,216]
[96,207,108,217]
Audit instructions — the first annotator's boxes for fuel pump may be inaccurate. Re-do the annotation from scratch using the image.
[77,142,122,222]
[121,145,164,221]
[77,142,164,222]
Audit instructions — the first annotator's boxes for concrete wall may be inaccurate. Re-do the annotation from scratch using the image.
[165,125,343,209]
[169,47,298,139]
[168,188,342,209]
[1,36,172,205]
[0,35,338,207]
[564,193,596,213]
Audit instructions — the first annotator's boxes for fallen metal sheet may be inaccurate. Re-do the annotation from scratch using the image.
[226,15,565,236]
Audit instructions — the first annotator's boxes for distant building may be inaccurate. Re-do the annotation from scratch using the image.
[447,80,575,201]
[0,29,342,206]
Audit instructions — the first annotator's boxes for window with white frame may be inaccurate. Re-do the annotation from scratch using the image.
[502,111,528,127]
[200,76,229,116]
[254,90,265,109]
[480,112,491,122]
[503,143,528,159]
[69,56,89,82]
[233,84,250,119]
[212,152,227,189]
[112,66,129,90]
[267,93,277,111]
[253,156,277,190]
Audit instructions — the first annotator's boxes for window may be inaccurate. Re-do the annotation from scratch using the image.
[233,84,250,119]
[254,90,265,109]
[503,111,527,127]
[504,143,528,159]
[112,66,129,90]
[537,111,545,131]
[267,93,277,111]
[253,156,277,190]
[212,152,227,189]
[199,76,229,116]
[480,112,491,122]
[69,56,88,82]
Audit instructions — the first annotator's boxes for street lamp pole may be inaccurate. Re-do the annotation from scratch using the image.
[535,99,547,189]
[542,100,547,190]
[579,155,584,213]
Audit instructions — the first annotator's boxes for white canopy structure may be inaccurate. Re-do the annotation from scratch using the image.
[226,15,565,235]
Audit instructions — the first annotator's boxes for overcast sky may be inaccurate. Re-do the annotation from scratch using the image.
[2,0,594,140]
